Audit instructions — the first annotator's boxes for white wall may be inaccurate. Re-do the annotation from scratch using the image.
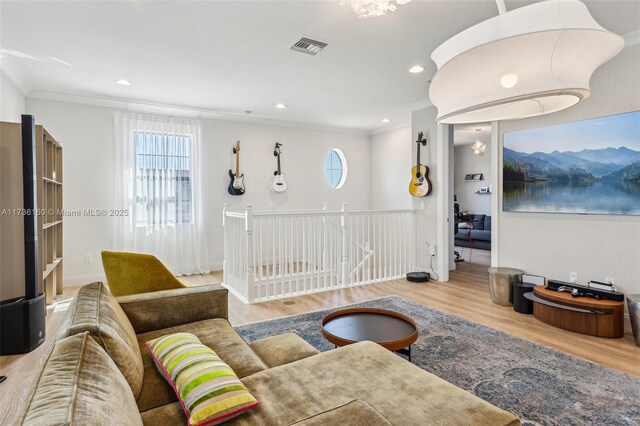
[367,109,445,279]
[454,143,492,215]
[411,107,443,277]
[497,45,640,296]
[25,98,371,285]
[369,108,444,278]
[370,126,412,210]
[1,71,25,122]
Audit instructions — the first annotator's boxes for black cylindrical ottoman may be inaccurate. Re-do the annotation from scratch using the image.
[512,282,535,314]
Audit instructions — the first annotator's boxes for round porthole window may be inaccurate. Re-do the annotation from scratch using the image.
[324,148,347,189]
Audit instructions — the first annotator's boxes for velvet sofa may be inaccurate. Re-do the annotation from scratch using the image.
[16,282,519,425]
[455,214,492,250]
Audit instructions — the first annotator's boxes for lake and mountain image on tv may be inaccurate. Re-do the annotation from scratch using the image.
[503,110,640,215]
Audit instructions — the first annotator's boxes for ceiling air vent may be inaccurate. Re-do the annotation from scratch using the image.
[290,37,328,56]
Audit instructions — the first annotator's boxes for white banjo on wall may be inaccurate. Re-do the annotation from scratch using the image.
[271,142,288,193]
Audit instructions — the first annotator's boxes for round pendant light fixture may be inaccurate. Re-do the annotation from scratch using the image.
[428,0,624,124]
[470,139,487,155]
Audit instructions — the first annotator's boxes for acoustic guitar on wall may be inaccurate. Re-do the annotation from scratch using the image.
[228,140,245,195]
[271,142,288,193]
[409,131,433,197]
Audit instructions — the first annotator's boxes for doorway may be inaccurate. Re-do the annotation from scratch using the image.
[451,124,493,267]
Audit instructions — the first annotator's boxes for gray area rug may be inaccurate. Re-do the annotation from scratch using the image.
[235,295,640,426]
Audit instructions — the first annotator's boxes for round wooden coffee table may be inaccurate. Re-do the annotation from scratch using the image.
[321,308,418,361]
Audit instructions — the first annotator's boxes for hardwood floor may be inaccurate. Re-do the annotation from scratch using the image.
[181,270,223,285]
[1,263,638,423]
[454,245,491,266]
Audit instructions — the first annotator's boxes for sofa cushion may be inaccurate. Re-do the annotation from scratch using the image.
[57,281,144,398]
[455,229,471,241]
[234,341,519,426]
[140,402,185,425]
[17,332,142,426]
[136,318,268,412]
[249,333,319,368]
[471,214,486,230]
[146,332,258,426]
[484,215,492,231]
[291,400,391,426]
[140,400,392,426]
[471,230,492,242]
[116,284,229,334]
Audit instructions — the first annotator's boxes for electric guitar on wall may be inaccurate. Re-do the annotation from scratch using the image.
[228,140,245,195]
[409,131,433,197]
[271,142,288,193]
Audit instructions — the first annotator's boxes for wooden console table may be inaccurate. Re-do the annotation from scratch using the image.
[526,286,624,338]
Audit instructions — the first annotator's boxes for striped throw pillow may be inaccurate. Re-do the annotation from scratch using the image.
[146,333,258,426]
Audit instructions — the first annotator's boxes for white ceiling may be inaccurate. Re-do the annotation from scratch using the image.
[1,0,638,133]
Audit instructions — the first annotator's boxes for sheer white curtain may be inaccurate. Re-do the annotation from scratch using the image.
[113,112,210,275]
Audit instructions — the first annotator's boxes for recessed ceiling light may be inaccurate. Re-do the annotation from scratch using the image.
[381,118,390,123]
[409,65,425,74]
[275,103,287,109]
[500,73,518,88]
[115,79,131,86]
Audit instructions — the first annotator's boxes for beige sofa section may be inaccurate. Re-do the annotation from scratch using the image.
[17,332,142,426]
[17,282,520,425]
[55,281,144,398]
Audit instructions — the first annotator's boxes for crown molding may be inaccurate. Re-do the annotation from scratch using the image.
[26,90,371,136]
[0,61,30,95]
[369,98,434,135]
[369,121,411,136]
[406,98,434,116]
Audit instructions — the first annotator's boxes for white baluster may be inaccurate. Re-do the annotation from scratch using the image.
[295,216,300,294]
[288,215,293,294]
[317,215,320,288]
[272,217,276,281]
[222,204,228,288]
[394,213,398,277]
[257,217,263,285]
[340,203,349,287]
[245,205,255,302]
[302,216,307,293]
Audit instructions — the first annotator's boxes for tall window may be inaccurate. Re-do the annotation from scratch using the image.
[114,113,209,275]
[134,131,192,226]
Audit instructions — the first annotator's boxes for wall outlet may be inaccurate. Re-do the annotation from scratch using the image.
[569,272,578,283]
[604,277,616,285]
[84,254,93,264]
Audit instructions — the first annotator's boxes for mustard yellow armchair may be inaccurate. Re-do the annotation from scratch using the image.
[101,250,186,297]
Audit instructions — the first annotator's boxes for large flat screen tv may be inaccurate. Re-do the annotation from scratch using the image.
[503,110,640,215]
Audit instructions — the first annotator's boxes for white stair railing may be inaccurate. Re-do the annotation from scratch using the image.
[349,208,416,284]
[223,204,417,303]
